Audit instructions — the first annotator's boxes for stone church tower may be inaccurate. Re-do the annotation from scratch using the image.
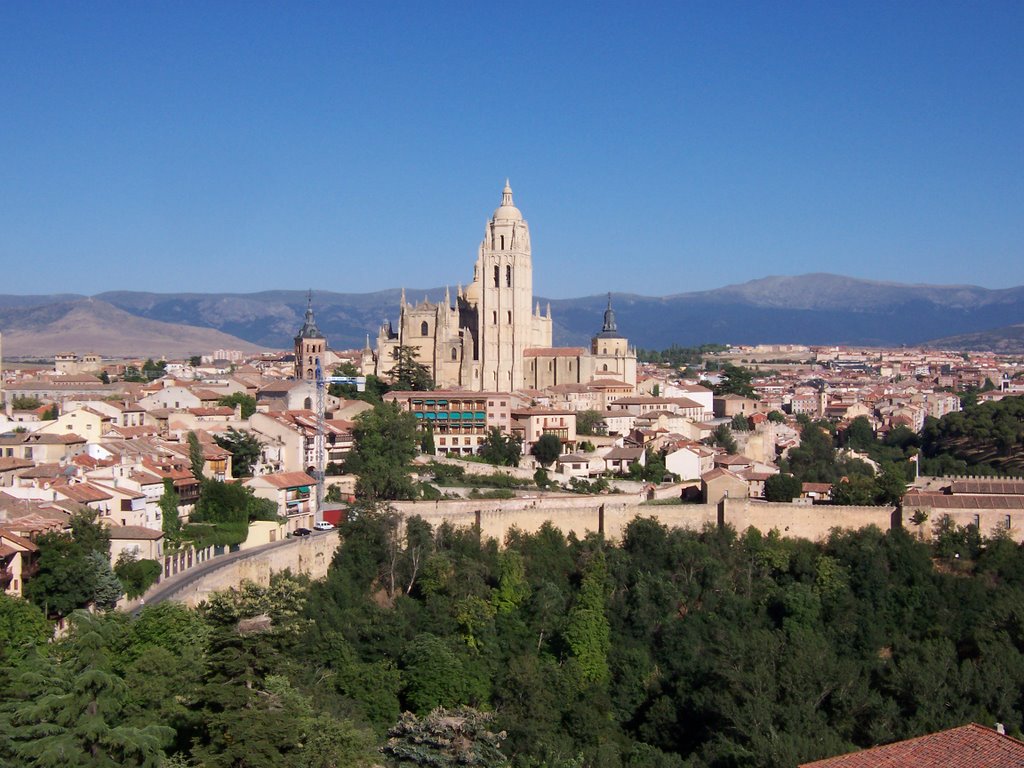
[469,180,551,391]
[294,293,326,381]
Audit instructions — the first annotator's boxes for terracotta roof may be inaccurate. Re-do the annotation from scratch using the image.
[799,723,1024,767]
[604,446,644,460]
[0,457,34,472]
[904,492,1024,510]
[107,525,164,540]
[951,480,1024,496]
[56,483,114,503]
[250,471,316,489]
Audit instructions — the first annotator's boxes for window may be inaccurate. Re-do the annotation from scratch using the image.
[500,235,505,250]
[603,364,608,371]
[421,321,429,336]
[451,348,458,360]
[506,265,512,286]
[507,310,512,324]
[492,311,497,324]
[493,265,499,287]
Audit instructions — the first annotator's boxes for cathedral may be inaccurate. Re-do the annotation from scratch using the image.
[366,182,636,392]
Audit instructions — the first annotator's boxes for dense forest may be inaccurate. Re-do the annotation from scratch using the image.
[5,509,1024,767]
[920,395,1024,476]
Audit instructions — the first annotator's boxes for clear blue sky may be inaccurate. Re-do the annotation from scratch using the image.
[1,1,1022,298]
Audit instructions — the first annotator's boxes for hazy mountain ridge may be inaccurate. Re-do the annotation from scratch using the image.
[0,299,265,358]
[925,324,1024,353]
[1,274,1023,353]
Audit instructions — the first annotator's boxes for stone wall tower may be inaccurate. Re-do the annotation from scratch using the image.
[477,181,534,391]
[294,292,326,381]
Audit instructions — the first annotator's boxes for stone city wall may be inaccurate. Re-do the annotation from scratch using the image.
[165,531,339,608]
[389,495,899,544]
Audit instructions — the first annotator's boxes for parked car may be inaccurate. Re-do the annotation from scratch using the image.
[292,527,312,537]
[313,521,335,531]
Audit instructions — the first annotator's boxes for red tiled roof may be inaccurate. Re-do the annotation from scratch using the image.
[251,471,316,489]
[904,492,1024,510]
[951,480,1024,496]
[799,723,1024,768]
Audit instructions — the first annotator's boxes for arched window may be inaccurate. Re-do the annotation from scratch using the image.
[506,265,512,287]
[493,265,499,287]
[304,397,313,409]
[602,364,608,371]
[451,347,457,361]
[421,321,429,336]
[492,311,497,324]
[507,310,512,324]
[500,235,505,250]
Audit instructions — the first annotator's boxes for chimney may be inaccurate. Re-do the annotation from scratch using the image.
[996,723,1006,735]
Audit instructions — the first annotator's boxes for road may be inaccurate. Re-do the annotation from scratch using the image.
[129,533,327,612]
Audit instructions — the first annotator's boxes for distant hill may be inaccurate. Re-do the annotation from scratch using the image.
[2,274,1023,353]
[925,324,1024,353]
[0,299,265,358]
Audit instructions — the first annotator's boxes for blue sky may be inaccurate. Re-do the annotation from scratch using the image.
[1,1,1022,298]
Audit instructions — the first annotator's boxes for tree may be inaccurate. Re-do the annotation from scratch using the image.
[420,425,436,455]
[213,427,262,478]
[217,392,257,418]
[0,595,50,662]
[730,413,751,431]
[713,364,760,399]
[564,548,611,685]
[24,511,114,618]
[189,355,202,367]
[99,370,110,384]
[187,431,205,481]
[114,551,162,599]
[344,401,419,501]
[576,409,605,436]
[478,427,522,467]
[708,424,738,454]
[531,434,562,468]
[41,404,58,420]
[388,345,435,391]
[10,395,41,410]
[382,707,509,767]
[844,415,875,450]
[159,479,181,543]
[764,473,802,502]
[0,614,174,766]
[767,410,786,423]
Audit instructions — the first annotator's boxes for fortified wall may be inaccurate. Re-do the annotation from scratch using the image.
[158,500,899,607]
[162,531,338,608]
[389,495,898,544]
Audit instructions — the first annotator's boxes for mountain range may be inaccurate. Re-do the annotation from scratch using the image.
[1,274,1023,357]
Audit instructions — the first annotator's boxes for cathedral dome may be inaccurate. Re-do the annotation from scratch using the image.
[492,179,523,221]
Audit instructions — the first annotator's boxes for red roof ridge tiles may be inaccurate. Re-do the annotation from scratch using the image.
[799,723,1024,767]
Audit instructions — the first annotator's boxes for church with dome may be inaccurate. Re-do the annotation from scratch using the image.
[366,181,636,392]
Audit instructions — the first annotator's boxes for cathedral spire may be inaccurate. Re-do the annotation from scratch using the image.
[502,178,513,206]
[400,287,406,307]
[602,293,618,333]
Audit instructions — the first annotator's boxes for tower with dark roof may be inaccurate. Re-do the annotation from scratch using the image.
[294,291,326,381]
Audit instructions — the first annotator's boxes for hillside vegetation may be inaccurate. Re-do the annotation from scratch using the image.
[921,396,1024,476]
[6,511,1024,767]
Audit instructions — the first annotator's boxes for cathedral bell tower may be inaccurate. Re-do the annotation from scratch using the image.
[478,180,534,390]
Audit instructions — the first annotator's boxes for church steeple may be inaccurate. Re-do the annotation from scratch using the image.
[602,293,617,333]
[595,292,624,339]
[295,290,324,340]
